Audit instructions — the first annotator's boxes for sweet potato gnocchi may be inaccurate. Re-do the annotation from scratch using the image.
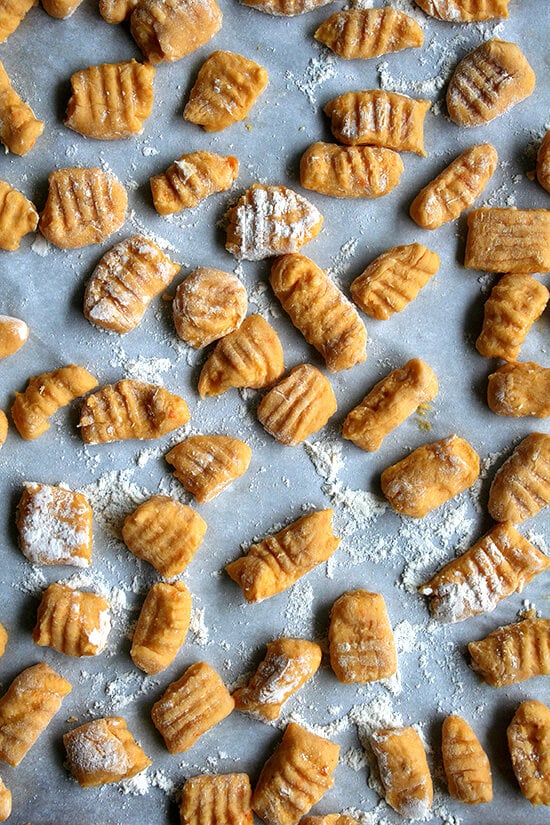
[151,661,234,753]
[226,509,340,602]
[476,273,549,360]
[172,267,247,347]
[165,435,252,502]
[79,379,189,443]
[0,663,71,767]
[12,364,98,440]
[488,432,550,523]
[33,582,111,657]
[180,773,253,825]
[233,637,322,720]
[507,700,550,806]
[415,0,510,21]
[370,726,433,819]
[410,144,498,229]
[442,715,492,804]
[324,90,430,155]
[198,314,284,397]
[329,590,397,683]
[537,131,550,193]
[99,0,138,22]
[0,0,35,42]
[131,581,191,674]
[122,495,207,576]
[84,235,180,333]
[242,0,331,15]
[343,358,438,452]
[469,614,550,687]
[252,722,340,825]
[465,207,550,274]
[314,8,423,59]
[419,521,550,622]
[350,243,439,320]
[150,150,238,215]
[0,411,6,448]
[257,364,337,445]
[65,60,155,139]
[41,0,83,17]
[17,482,93,567]
[0,59,43,155]
[225,184,323,260]
[0,777,10,822]
[300,143,404,199]
[0,314,28,356]
[488,361,550,418]
[0,182,38,250]
[39,167,128,248]
[381,435,480,518]
[130,0,222,63]
[64,717,151,787]
[270,254,367,372]
[184,50,268,131]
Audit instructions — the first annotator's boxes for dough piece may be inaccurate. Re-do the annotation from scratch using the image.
[381,435,479,517]
[233,638,322,720]
[0,182,38,250]
[300,143,404,198]
[469,615,550,687]
[151,661,234,753]
[12,364,98,440]
[488,361,550,417]
[465,208,550,274]
[225,184,323,261]
[314,8,423,59]
[17,481,93,567]
[122,495,207,576]
[0,411,6,448]
[65,60,155,139]
[41,0,83,17]
[419,522,550,622]
[198,314,284,397]
[33,582,111,656]
[180,773,253,825]
[537,131,550,194]
[252,722,340,825]
[84,235,180,333]
[329,590,397,683]
[270,254,367,372]
[488,432,550,523]
[302,817,361,825]
[257,364,337,445]
[226,509,340,603]
[79,379,189,443]
[415,0,509,20]
[0,314,28,356]
[0,777,10,822]
[351,243,439,320]
[442,716,492,804]
[324,90,430,155]
[165,435,252,502]
[99,0,138,22]
[343,358,438,452]
[39,167,127,249]
[0,624,6,657]
[130,0,222,64]
[0,59,43,154]
[173,267,247,347]
[0,0,35,42]
[242,0,331,15]
[150,150,238,215]
[447,39,535,127]
[0,662,71,766]
[184,50,268,132]
[476,273,549,360]
[131,581,191,675]
[64,717,151,787]
[410,144,498,229]
[507,700,550,806]
[370,726,433,819]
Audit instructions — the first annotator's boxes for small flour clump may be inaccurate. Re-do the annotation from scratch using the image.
[82,469,151,537]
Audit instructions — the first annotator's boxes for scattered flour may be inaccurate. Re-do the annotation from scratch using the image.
[286,52,337,108]
[82,469,151,537]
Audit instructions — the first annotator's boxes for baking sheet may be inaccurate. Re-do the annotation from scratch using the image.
[1,0,549,822]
